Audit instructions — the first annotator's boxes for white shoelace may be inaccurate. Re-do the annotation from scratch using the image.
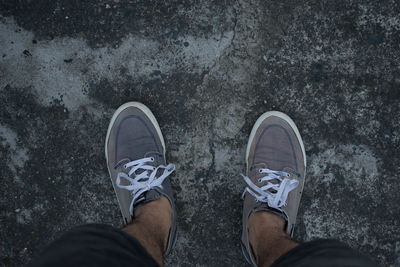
[241,168,299,210]
[116,157,175,215]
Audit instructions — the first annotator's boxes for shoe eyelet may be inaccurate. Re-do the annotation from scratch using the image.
[124,164,127,169]
[259,169,262,173]
[150,157,154,162]
[258,178,262,183]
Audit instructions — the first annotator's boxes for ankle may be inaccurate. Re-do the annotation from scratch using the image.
[122,196,172,266]
[248,211,297,267]
[134,196,172,223]
[248,211,285,249]
[135,196,172,250]
[249,211,285,235]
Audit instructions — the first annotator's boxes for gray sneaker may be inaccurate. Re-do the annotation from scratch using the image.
[105,102,177,255]
[241,111,306,266]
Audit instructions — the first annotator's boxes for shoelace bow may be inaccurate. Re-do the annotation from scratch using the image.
[116,157,175,215]
[241,168,299,210]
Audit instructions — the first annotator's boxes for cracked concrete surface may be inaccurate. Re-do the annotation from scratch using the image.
[1,0,399,266]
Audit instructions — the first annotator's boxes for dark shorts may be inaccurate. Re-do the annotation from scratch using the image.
[29,224,377,267]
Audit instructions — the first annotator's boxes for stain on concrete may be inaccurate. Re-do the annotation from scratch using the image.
[0,17,233,111]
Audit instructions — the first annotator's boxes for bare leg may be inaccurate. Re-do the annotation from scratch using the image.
[248,211,300,267]
[122,196,172,267]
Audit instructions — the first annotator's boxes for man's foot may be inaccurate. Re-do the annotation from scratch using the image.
[105,102,177,257]
[241,111,306,266]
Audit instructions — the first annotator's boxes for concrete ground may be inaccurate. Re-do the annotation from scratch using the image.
[1,0,399,266]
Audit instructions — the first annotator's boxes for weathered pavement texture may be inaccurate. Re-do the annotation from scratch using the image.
[1,0,400,266]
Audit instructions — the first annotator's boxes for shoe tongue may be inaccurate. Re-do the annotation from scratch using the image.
[113,155,166,213]
[133,189,163,209]
[254,202,288,222]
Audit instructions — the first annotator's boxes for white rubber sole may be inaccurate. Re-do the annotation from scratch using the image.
[105,102,166,163]
[245,111,307,168]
